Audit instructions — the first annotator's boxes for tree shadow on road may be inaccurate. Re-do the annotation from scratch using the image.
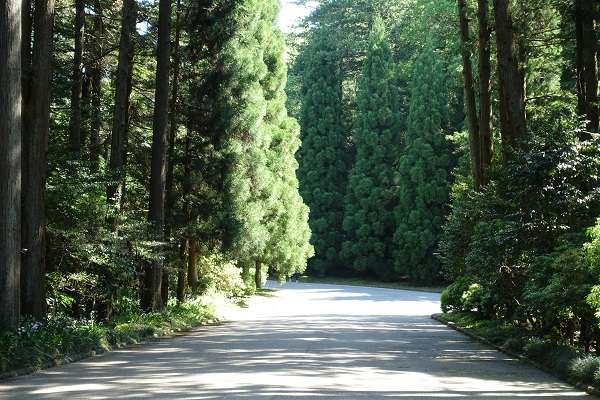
[0,284,590,399]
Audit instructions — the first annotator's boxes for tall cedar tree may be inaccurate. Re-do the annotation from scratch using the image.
[393,48,453,283]
[341,17,401,279]
[221,0,272,283]
[107,0,136,219]
[261,18,314,281]
[142,0,171,311]
[21,0,55,319]
[298,28,348,276]
[0,0,22,330]
[68,0,85,156]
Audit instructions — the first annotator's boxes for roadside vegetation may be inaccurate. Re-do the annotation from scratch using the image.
[0,296,218,375]
[437,311,600,389]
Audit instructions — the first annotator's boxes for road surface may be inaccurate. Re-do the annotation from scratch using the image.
[0,282,590,399]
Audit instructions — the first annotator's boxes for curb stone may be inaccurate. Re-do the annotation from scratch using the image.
[431,313,600,397]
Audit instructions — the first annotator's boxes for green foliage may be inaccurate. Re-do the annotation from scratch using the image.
[393,47,454,283]
[569,356,600,383]
[298,27,350,276]
[0,300,215,373]
[196,254,246,297]
[440,276,482,313]
[262,26,314,280]
[441,129,600,321]
[341,17,403,279]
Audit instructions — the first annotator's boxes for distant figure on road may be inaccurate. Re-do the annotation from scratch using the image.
[290,273,301,282]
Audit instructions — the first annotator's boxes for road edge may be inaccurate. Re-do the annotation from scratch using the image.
[431,313,600,397]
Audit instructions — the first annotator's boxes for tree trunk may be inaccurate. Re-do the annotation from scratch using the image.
[68,0,85,156]
[89,0,103,171]
[457,0,482,190]
[21,0,32,112]
[493,0,526,154]
[142,0,171,312]
[163,0,182,306]
[107,0,136,219]
[21,0,55,320]
[187,239,198,291]
[165,0,181,231]
[255,261,263,290]
[575,0,598,134]
[0,0,22,330]
[176,239,187,303]
[477,0,492,181]
[182,127,198,292]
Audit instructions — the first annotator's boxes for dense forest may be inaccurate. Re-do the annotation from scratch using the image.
[2,0,600,384]
[291,0,600,362]
[0,0,314,336]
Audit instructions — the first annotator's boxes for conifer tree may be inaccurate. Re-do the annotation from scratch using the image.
[341,17,402,279]
[220,0,274,285]
[262,25,314,280]
[393,47,453,283]
[298,29,349,276]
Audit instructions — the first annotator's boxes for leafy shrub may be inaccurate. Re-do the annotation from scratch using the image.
[440,276,477,313]
[441,129,600,328]
[502,337,526,353]
[197,253,246,297]
[523,337,556,360]
[524,337,579,376]
[0,300,215,373]
[570,356,600,383]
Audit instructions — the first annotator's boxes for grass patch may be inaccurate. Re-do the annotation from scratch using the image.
[438,312,600,388]
[0,297,217,375]
[299,275,445,293]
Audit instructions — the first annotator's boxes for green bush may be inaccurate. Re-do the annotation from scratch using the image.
[197,253,247,297]
[523,337,579,377]
[440,276,477,313]
[0,299,215,373]
[570,356,600,383]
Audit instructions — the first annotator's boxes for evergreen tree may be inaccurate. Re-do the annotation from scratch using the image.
[298,28,349,276]
[261,25,314,279]
[341,17,402,279]
[220,0,272,279]
[393,47,454,283]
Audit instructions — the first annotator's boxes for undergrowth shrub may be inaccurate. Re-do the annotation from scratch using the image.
[0,299,215,373]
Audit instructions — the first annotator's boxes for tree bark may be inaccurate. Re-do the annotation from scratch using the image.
[107,0,136,219]
[183,128,198,292]
[457,0,482,190]
[0,0,22,330]
[575,0,598,134]
[165,0,181,232]
[68,0,85,156]
[176,239,187,303]
[477,0,492,181]
[21,0,32,112]
[163,0,182,305]
[142,0,171,312]
[255,261,263,290]
[187,239,198,291]
[89,0,103,171]
[21,0,55,320]
[493,0,526,154]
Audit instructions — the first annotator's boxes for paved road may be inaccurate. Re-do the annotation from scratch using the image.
[0,282,590,399]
